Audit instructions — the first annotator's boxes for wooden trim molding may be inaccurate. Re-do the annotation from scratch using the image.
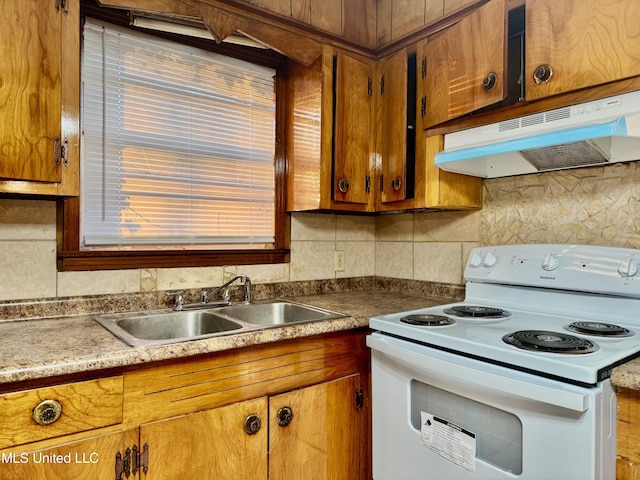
[57,248,290,271]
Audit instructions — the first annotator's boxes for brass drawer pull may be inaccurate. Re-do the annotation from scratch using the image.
[483,71,498,91]
[533,64,553,84]
[244,413,262,435]
[33,399,63,426]
[276,406,293,427]
[338,178,350,193]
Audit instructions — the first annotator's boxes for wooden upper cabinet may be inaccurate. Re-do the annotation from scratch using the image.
[0,0,79,195]
[526,0,640,101]
[421,134,481,209]
[1,0,62,183]
[377,50,410,204]
[286,47,375,212]
[421,0,508,128]
[333,54,375,205]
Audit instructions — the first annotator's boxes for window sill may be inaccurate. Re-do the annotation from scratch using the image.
[57,248,290,272]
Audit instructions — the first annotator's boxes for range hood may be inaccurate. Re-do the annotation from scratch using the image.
[434,91,640,178]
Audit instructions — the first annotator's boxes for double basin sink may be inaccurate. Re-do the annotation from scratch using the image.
[95,301,348,347]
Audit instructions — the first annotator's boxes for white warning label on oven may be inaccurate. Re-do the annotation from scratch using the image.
[420,412,476,472]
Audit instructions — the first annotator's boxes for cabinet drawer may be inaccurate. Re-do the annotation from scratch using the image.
[0,376,123,448]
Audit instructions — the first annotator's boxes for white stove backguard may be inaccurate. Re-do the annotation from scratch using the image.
[464,244,640,302]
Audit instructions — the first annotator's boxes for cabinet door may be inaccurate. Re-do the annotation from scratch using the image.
[0,0,63,183]
[378,50,409,204]
[140,397,268,479]
[0,432,125,479]
[333,54,374,205]
[269,374,364,480]
[422,0,507,128]
[526,0,640,101]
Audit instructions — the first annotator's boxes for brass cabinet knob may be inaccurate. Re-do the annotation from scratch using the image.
[338,178,350,193]
[391,176,402,192]
[33,399,63,426]
[483,71,498,91]
[276,406,294,427]
[533,64,553,84]
[243,413,262,435]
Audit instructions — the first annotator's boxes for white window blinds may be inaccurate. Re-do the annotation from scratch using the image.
[81,19,276,247]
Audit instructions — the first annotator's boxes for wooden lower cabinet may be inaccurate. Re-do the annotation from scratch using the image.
[0,432,126,479]
[138,374,364,480]
[0,331,370,480]
[141,397,268,479]
[269,375,363,480]
[617,387,640,480]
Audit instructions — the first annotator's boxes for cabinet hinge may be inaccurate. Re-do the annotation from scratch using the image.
[379,175,384,192]
[422,57,427,79]
[54,0,69,14]
[115,448,131,480]
[132,443,150,476]
[421,96,427,118]
[380,75,385,95]
[53,137,69,166]
[355,387,364,410]
[365,175,371,193]
[367,77,373,96]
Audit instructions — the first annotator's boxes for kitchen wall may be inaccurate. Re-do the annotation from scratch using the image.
[483,161,640,248]
[1,161,639,303]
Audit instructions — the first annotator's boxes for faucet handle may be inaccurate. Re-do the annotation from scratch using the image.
[166,292,185,311]
[222,289,231,302]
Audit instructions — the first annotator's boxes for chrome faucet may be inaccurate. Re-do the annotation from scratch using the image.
[202,274,252,305]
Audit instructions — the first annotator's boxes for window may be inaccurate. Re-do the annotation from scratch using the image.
[57,16,289,271]
[82,19,275,248]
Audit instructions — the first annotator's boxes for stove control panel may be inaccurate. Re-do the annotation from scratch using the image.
[465,244,640,297]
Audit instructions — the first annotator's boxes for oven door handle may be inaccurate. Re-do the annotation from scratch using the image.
[368,333,590,412]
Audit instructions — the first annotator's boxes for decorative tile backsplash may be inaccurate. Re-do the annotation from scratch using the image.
[0,161,638,304]
[483,161,640,248]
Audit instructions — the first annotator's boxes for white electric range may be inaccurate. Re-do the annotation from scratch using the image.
[368,244,640,479]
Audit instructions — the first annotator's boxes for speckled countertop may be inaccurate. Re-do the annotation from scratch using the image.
[1,289,639,391]
[0,291,448,385]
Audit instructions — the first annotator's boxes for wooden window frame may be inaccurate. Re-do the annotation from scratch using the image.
[57,6,290,271]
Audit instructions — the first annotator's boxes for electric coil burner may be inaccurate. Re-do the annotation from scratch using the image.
[565,321,634,337]
[502,330,599,354]
[400,314,455,326]
[443,305,510,318]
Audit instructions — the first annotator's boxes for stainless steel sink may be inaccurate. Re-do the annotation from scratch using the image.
[95,301,347,347]
[217,301,347,326]
[95,310,245,347]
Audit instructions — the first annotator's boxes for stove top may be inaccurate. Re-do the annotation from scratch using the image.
[370,244,640,385]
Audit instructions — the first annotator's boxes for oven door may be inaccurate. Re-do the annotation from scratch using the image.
[367,332,615,480]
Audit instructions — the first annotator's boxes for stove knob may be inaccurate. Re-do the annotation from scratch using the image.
[483,252,498,267]
[468,253,483,268]
[618,259,639,278]
[541,254,560,271]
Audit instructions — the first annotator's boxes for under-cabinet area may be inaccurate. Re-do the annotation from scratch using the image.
[0,330,370,480]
